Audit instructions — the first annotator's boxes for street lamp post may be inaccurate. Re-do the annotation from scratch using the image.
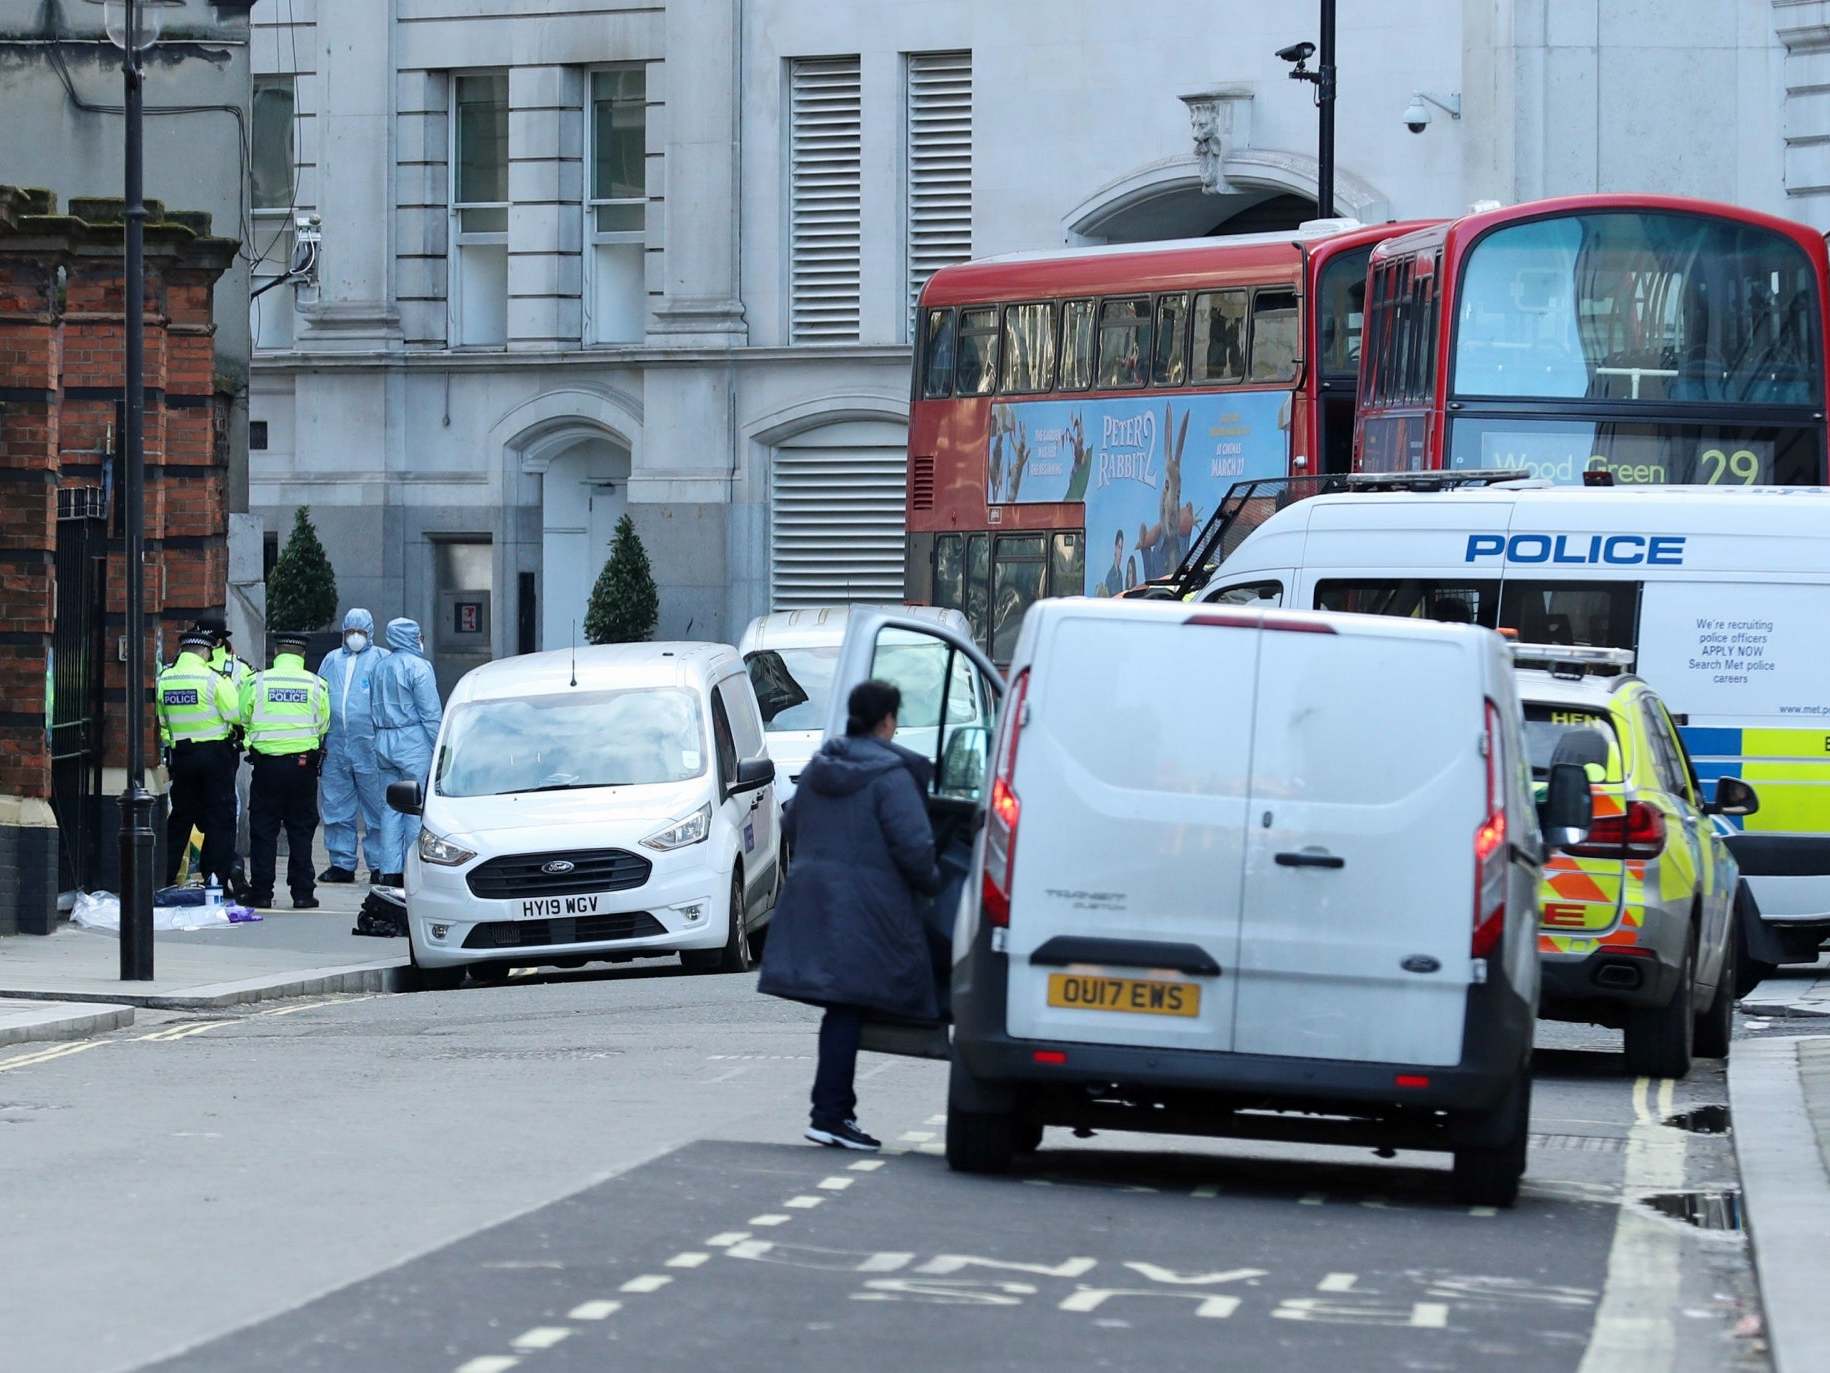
[89,0,180,980]
[1276,0,1338,221]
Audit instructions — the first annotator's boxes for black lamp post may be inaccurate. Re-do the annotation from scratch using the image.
[89,0,182,980]
[1277,0,1338,221]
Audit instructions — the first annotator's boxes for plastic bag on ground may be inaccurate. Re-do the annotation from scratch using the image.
[70,891,238,932]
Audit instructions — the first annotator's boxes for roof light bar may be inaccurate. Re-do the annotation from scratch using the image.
[1508,643,1636,675]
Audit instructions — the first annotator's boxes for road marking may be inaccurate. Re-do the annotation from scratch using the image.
[567,1300,620,1320]
[0,1040,107,1072]
[926,1114,948,1124]
[665,1252,709,1269]
[818,1176,853,1191]
[899,1131,934,1142]
[137,1020,233,1042]
[454,1358,519,1373]
[748,1214,790,1227]
[785,1195,824,1209]
[619,1275,672,1294]
[705,1232,750,1247]
[1578,1076,1687,1373]
[1468,1205,1499,1218]
[917,1142,945,1155]
[1297,1193,1325,1206]
[704,1067,748,1084]
[1319,1273,1358,1292]
[848,1159,884,1172]
[1191,1185,1220,1199]
[255,995,376,1018]
[510,1328,571,1350]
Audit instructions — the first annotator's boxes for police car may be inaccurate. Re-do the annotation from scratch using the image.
[1512,645,1755,1076]
[1196,483,1830,987]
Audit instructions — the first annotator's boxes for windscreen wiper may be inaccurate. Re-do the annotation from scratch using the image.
[498,781,601,795]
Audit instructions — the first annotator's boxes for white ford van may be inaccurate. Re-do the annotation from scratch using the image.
[830,602,1587,1207]
[388,643,780,988]
[1195,483,1830,979]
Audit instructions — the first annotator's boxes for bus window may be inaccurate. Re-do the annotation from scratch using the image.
[932,533,964,612]
[965,532,990,647]
[956,307,999,395]
[1001,302,1058,393]
[921,309,955,398]
[991,533,1048,661]
[1315,578,1499,626]
[1097,297,1152,389]
[1049,531,1085,597]
[1191,290,1246,383]
[1317,248,1371,378]
[1250,290,1300,382]
[1061,299,1095,390]
[1497,581,1640,648]
[1153,293,1189,386]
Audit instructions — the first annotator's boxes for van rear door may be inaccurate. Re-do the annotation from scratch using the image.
[1231,617,1483,1066]
[1002,609,1256,1052]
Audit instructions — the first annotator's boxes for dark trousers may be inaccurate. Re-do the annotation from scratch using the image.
[164,739,238,886]
[249,752,321,900]
[811,1005,863,1126]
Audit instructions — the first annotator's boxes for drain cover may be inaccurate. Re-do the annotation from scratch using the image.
[1638,1190,1742,1230]
[1662,1104,1731,1135]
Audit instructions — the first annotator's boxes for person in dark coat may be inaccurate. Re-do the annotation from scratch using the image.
[758,679,941,1151]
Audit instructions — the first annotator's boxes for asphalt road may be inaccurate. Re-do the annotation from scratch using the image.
[0,960,1769,1373]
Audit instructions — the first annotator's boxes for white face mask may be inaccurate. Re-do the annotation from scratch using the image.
[345,632,369,653]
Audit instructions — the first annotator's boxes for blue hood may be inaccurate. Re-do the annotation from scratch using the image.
[342,608,375,636]
[385,617,423,654]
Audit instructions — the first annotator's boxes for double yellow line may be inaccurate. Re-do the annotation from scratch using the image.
[0,1039,109,1073]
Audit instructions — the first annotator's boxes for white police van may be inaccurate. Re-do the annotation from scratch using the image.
[1197,484,1830,981]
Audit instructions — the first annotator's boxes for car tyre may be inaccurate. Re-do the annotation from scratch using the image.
[1624,939,1695,1079]
[683,871,752,975]
[1450,1067,1530,1209]
[408,942,465,992]
[1694,928,1735,1060]
[945,1058,1020,1175]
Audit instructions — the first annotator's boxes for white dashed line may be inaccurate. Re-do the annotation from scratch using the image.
[567,1300,621,1320]
[1297,1193,1325,1206]
[785,1195,825,1209]
[817,1176,853,1191]
[511,1327,572,1350]
[666,1252,710,1269]
[705,1232,750,1247]
[454,1358,520,1373]
[1191,1185,1220,1199]
[1468,1205,1499,1218]
[847,1159,884,1172]
[925,1114,948,1124]
[748,1214,790,1227]
[620,1274,673,1293]
[1318,1273,1358,1292]
[917,1142,945,1156]
[899,1131,934,1142]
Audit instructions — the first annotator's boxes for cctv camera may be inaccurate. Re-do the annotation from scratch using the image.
[1402,97,1430,134]
[1276,41,1316,65]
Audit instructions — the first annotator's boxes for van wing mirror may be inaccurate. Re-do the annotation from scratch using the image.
[939,724,990,799]
[733,757,776,794]
[386,780,423,816]
[1540,762,1592,850]
[1706,775,1759,818]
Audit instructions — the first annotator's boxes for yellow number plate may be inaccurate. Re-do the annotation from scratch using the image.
[1046,973,1200,1017]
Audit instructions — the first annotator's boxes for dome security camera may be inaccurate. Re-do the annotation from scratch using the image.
[1402,96,1431,134]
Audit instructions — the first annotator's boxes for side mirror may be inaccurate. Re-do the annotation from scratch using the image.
[1706,775,1759,818]
[386,780,423,816]
[1540,762,1593,851]
[940,725,990,798]
[732,757,776,795]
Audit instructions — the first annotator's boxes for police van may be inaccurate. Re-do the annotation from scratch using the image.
[1196,484,1830,979]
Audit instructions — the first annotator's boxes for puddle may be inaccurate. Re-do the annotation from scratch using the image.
[1638,1190,1742,1231]
[1663,1104,1732,1135]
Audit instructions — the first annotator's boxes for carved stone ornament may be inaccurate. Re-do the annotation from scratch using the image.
[1179,85,1256,196]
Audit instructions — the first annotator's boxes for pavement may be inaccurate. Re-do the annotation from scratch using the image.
[1740,953,1830,1020]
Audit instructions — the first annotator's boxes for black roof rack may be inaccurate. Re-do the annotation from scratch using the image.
[1121,468,1534,603]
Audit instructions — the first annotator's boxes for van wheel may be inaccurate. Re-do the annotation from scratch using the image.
[1694,928,1735,1060]
[945,1060,1019,1175]
[1451,1069,1530,1208]
[408,943,465,992]
[684,871,752,974]
[1624,941,1695,1079]
[1016,1118,1044,1155]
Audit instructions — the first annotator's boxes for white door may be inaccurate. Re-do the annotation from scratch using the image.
[1000,611,1253,1052]
[1232,622,1481,1066]
[542,438,628,651]
[718,673,780,906]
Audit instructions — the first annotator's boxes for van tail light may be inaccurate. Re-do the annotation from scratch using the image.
[1472,700,1508,959]
[981,669,1030,928]
[1566,801,1666,860]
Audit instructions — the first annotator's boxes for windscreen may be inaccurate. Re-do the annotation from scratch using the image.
[745,647,837,732]
[1520,703,1623,783]
[435,688,706,796]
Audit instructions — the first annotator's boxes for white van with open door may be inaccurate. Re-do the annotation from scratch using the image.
[832,602,1587,1207]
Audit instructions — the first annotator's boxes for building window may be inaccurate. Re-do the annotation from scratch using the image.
[250,75,297,350]
[451,72,509,347]
[586,66,647,345]
[789,56,862,342]
[905,51,972,333]
[249,421,269,451]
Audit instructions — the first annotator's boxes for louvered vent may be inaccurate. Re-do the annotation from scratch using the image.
[910,454,936,512]
[906,51,973,326]
[771,444,908,607]
[790,57,863,343]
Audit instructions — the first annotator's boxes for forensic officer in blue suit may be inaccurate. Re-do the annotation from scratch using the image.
[371,617,443,885]
[316,608,390,882]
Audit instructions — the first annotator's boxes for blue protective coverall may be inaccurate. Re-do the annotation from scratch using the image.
[371,617,444,876]
[317,608,391,874]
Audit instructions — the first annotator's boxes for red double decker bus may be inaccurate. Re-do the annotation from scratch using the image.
[903,221,1431,659]
[1355,195,1830,485]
